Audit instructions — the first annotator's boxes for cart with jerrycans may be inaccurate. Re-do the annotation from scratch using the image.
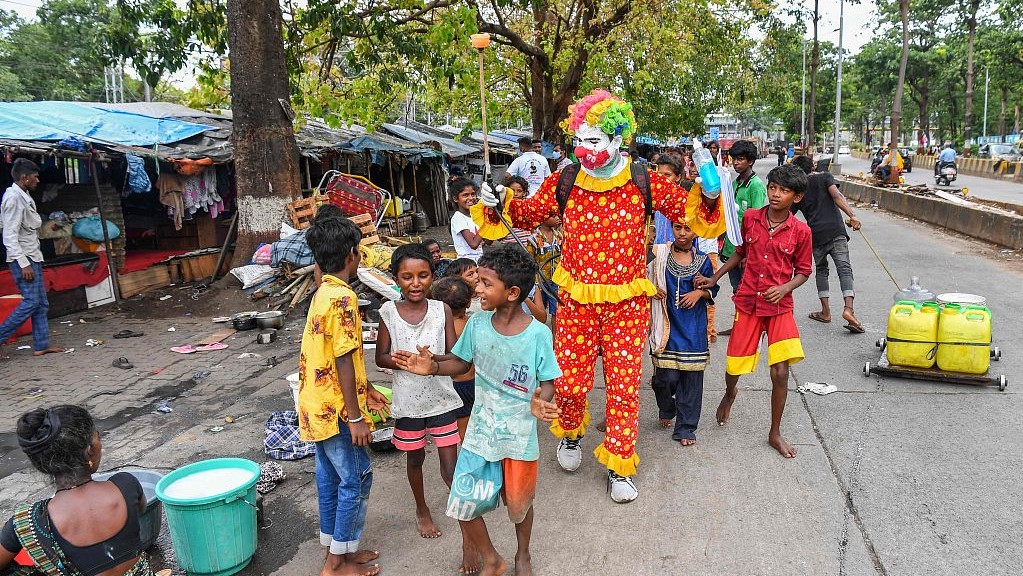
[864,296,1006,391]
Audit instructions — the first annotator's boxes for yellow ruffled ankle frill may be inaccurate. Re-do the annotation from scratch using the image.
[549,408,590,440]
[594,444,640,477]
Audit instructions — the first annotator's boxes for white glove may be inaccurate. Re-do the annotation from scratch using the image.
[480,183,506,208]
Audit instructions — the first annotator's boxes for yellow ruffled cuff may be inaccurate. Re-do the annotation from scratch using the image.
[549,406,590,440]
[552,265,656,304]
[470,193,515,241]
[594,444,640,477]
[573,159,634,192]
[686,181,727,239]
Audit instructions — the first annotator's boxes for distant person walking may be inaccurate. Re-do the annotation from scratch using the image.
[506,137,551,197]
[0,159,64,360]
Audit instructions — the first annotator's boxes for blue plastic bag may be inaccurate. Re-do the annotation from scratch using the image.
[72,216,121,242]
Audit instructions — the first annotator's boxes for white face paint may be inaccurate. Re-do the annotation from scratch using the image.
[573,122,624,171]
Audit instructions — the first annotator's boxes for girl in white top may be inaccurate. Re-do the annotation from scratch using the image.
[448,177,484,261]
[375,244,464,543]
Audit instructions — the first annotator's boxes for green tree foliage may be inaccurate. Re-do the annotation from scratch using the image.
[118,0,767,140]
[842,0,1021,147]
[0,0,175,102]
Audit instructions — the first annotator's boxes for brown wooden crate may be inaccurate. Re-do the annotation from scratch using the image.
[180,254,220,282]
[360,235,380,246]
[117,265,171,298]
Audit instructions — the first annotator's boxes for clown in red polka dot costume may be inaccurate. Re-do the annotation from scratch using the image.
[479,89,726,503]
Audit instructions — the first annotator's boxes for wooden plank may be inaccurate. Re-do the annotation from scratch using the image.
[360,235,380,246]
[195,328,237,346]
[196,215,219,248]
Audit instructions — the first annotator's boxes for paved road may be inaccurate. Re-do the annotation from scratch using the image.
[1,211,1021,575]
[835,154,1023,207]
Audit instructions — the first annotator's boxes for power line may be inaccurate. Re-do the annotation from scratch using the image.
[0,0,41,10]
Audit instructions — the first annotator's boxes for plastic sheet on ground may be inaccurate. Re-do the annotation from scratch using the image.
[230,264,277,289]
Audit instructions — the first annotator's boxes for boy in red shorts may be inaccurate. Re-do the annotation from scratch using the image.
[697,164,811,458]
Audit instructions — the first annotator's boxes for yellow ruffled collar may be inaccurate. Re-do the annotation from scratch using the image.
[572,158,634,193]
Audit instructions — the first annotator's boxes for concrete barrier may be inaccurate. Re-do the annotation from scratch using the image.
[913,154,1022,183]
[838,179,1023,250]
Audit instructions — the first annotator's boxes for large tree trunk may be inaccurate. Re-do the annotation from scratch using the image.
[806,0,820,152]
[227,0,301,268]
[891,0,910,144]
[962,0,980,156]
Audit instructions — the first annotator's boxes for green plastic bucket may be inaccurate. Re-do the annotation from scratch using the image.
[155,458,260,576]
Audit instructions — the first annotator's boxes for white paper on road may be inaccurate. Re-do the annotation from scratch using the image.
[798,382,838,396]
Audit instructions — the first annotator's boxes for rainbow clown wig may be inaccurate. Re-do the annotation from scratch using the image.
[560,89,638,143]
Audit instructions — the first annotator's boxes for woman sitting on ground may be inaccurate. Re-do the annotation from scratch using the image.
[0,405,153,576]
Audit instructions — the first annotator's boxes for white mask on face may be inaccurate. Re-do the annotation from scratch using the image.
[572,122,624,174]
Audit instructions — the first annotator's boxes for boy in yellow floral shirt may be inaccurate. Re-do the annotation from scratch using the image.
[298,216,390,576]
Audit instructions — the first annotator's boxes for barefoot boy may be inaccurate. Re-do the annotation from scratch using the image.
[299,217,391,576]
[394,245,562,576]
[697,164,811,458]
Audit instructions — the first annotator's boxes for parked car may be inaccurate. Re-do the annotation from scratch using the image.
[979,143,1021,162]
[838,145,851,155]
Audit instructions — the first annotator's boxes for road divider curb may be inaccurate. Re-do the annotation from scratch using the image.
[838,179,1023,250]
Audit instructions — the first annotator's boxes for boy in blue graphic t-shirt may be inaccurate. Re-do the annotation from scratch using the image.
[395,245,561,576]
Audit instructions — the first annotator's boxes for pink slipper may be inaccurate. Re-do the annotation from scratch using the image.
[196,342,229,352]
[171,345,197,354]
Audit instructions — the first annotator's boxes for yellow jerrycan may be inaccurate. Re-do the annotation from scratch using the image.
[886,301,939,368]
[936,304,991,374]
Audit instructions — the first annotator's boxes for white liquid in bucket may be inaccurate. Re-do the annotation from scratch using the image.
[163,467,256,500]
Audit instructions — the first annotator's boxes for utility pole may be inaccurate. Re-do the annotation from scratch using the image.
[831,0,844,174]
[801,39,807,148]
[982,66,989,142]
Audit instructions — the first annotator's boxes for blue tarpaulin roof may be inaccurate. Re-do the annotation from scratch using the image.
[0,101,213,146]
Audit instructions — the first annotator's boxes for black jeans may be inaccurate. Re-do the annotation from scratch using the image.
[652,367,705,441]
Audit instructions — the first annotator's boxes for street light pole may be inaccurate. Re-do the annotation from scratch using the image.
[983,66,989,142]
[801,39,807,148]
[832,0,844,172]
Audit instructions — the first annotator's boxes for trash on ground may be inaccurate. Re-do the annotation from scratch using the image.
[264,411,315,460]
[64,348,75,354]
[24,388,43,399]
[225,416,235,423]
[193,370,211,381]
[16,345,30,350]
[208,426,225,433]
[112,357,133,370]
[167,327,176,332]
[159,295,172,301]
[798,382,838,396]
[85,339,104,347]
[154,401,173,414]
[257,330,277,344]
[237,352,262,359]
[212,316,231,323]
[264,356,279,367]
[256,461,286,494]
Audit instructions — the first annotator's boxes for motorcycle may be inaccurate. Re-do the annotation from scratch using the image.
[935,161,957,186]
